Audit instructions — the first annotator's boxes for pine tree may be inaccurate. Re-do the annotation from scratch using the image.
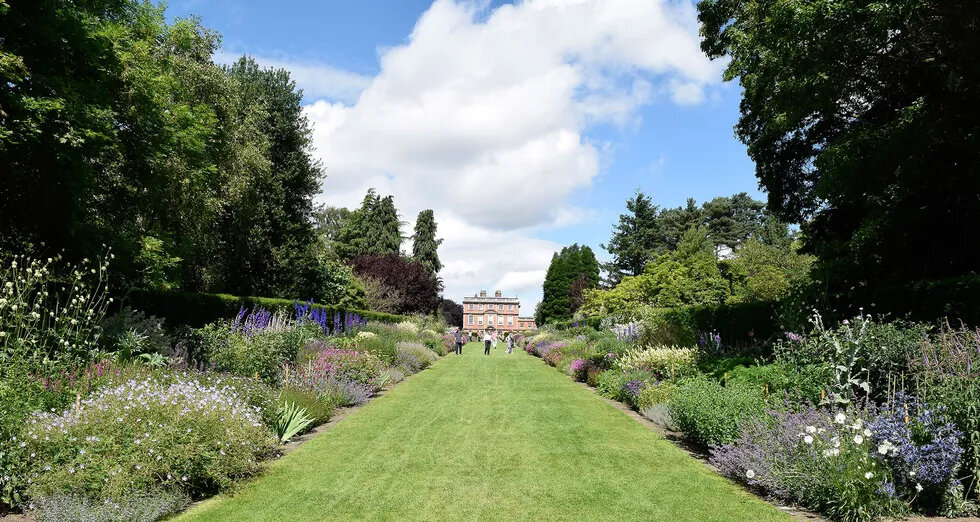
[335,189,402,259]
[539,244,601,324]
[601,190,665,283]
[411,209,443,274]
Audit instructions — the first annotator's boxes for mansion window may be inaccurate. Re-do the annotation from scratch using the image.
[477,316,483,325]
[507,317,513,326]
[468,315,474,325]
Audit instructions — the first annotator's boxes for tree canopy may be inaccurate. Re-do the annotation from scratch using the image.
[698,0,980,309]
[412,209,443,275]
[538,244,600,324]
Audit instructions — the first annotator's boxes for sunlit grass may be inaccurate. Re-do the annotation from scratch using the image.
[178,344,787,521]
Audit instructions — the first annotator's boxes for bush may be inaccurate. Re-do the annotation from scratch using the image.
[727,363,829,405]
[636,382,678,411]
[711,405,906,522]
[27,490,189,522]
[616,346,697,381]
[278,387,335,428]
[297,343,383,388]
[99,307,171,360]
[668,377,768,446]
[18,374,278,504]
[394,342,439,374]
[210,323,318,385]
[595,370,653,403]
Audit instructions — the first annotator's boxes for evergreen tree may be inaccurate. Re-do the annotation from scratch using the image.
[539,244,601,324]
[335,189,402,259]
[701,193,765,249]
[601,191,665,283]
[411,209,442,274]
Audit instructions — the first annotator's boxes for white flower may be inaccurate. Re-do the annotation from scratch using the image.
[745,469,756,479]
[803,435,814,444]
[865,471,874,479]
[805,426,817,434]
[877,441,894,455]
[854,435,864,444]
[851,419,863,430]
[909,470,916,477]
[915,483,923,492]
[863,428,872,437]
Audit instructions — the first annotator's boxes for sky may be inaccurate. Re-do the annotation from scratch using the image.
[167,0,763,314]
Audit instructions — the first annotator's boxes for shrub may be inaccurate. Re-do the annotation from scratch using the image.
[27,490,189,522]
[711,405,905,522]
[668,377,768,446]
[542,345,564,367]
[636,382,678,411]
[296,343,383,388]
[278,387,334,428]
[727,363,829,404]
[18,374,278,503]
[569,359,587,381]
[616,346,696,381]
[595,370,653,403]
[210,324,317,385]
[99,307,171,358]
[394,342,439,374]
[355,332,397,364]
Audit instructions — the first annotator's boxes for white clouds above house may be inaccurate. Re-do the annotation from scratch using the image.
[251,0,723,311]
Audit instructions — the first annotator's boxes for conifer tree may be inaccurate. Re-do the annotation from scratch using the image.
[411,209,442,274]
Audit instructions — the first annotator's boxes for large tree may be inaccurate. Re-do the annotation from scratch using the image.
[601,191,665,283]
[699,0,980,310]
[350,254,442,315]
[411,209,443,274]
[701,193,765,249]
[335,189,403,260]
[538,244,600,324]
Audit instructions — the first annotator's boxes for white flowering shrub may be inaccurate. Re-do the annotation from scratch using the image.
[616,346,697,380]
[16,375,277,503]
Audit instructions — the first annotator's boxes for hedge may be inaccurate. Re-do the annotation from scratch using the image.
[641,301,781,348]
[126,290,406,329]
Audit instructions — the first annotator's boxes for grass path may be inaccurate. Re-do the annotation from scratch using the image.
[178,343,788,521]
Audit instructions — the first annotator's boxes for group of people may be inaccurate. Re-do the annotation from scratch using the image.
[452,327,514,355]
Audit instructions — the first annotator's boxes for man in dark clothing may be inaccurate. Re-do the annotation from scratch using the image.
[483,329,493,355]
[454,328,464,355]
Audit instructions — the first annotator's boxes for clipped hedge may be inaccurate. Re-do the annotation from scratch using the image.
[126,290,405,329]
[548,317,603,331]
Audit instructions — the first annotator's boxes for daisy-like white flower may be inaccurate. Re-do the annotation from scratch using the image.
[854,435,864,444]
[745,469,756,479]
[915,483,923,492]
[805,426,817,434]
[865,471,874,479]
[803,435,814,444]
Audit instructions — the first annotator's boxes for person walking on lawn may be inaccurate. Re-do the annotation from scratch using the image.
[491,329,498,349]
[454,328,465,355]
[483,329,493,355]
[505,333,514,354]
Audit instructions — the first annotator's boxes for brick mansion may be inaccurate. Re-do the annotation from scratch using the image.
[462,290,536,333]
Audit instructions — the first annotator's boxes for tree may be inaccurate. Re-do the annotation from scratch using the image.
[701,193,765,249]
[659,198,704,251]
[350,254,442,315]
[699,0,980,310]
[312,205,351,260]
[601,191,665,283]
[411,209,443,274]
[539,244,601,324]
[728,237,814,303]
[441,298,463,328]
[335,189,403,260]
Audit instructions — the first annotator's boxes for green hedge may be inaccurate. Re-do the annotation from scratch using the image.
[548,317,603,331]
[126,290,405,329]
[871,273,980,326]
[645,300,781,348]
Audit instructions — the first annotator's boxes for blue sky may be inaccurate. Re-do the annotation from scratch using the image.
[167,0,762,312]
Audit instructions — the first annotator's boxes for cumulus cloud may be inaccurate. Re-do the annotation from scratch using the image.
[297,0,721,308]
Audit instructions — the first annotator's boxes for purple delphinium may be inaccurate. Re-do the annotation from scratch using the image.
[232,307,273,337]
[869,393,963,496]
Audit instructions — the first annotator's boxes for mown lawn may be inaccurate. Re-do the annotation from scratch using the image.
[178,343,788,521]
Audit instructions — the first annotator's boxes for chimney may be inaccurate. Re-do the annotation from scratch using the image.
[480,290,487,297]
[495,290,502,297]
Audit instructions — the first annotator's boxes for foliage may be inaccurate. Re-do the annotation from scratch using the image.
[728,237,814,303]
[26,490,189,522]
[210,322,317,384]
[698,0,980,310]
[351,254,442,316]
[394,342,439,374]
[0,2,327,298]
[636,382,678,411]
[278,387,334,428]
[274,402,315,443]
[726,363,829,405]
[615,347,696,381]
[711,406,905,522]
[0,254,111,373]
[601,190,664,282]
[334,189,402,260]
[99,307,170,360]
[295,342,383,388]
[411,209,443,275]
[127,289,404,329]
[440,299,463,328]
[668,377,768,446]
[17,374,278,504]
[538,244,600,324]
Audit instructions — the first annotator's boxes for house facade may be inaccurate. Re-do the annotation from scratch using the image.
[462,290,537,333]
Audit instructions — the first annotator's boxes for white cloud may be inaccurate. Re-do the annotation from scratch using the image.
[296,0,721,308]
[214,50,371,103]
